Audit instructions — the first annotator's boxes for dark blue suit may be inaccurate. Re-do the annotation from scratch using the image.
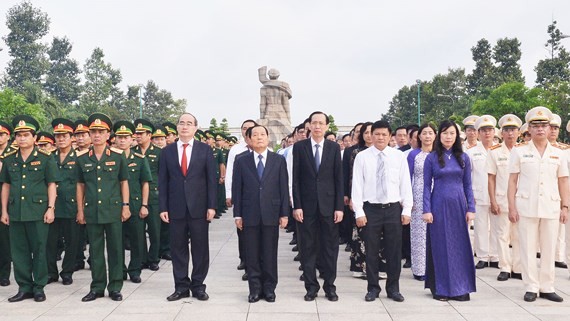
[158,140,217,293]
[233,150,289,296]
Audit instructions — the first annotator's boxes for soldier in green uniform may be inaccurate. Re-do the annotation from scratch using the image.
[0,121,14,287]
[114,121,152,283]
[151,124,171,260]
[132,119,162,270]
[151,125,167,148]
[215,133,228,214]
[37,132,56,152]
[204,131,225,219]
[0,115,58,302]
[163,121,178,145]
[76,113,130,302]
[46,118,80,286]
[74,119,91,271]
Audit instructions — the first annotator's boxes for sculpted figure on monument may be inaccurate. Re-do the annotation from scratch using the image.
[258,66,292,123]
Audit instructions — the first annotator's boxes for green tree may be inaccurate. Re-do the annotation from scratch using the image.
[209,118,220,132]
[219,118,230,134]
[3,1,50,92]
[140,80,186,124]
[493,38,524,84]
[467,39,496,96]
[0,88,45,125]
[535,21,570,87]
[45,36,81,104]
[328,114,339,133]
[471,82,548,121]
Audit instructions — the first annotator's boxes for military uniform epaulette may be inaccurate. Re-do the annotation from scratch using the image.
[0,148,18,159]
[76,149,89,157]
[489,143,502,150]
[134,152,145,158]
[38,148,52,156]
[110,147,123,154]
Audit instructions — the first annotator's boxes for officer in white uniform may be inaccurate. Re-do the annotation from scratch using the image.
[462,115,480,150]
[488,114,522,281]
[508,106,569,303]
[467,115,499,269]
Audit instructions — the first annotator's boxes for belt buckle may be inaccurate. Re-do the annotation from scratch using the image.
[381,203,391,209]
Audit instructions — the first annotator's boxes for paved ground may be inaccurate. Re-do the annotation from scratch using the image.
[1,212,570,320]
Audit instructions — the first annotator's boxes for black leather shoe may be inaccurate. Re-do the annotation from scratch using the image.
[0,278,10,286]
[62,276,73,285]
[387,292,405,302]
[450,294,470,301]
[167,291,190,301]
[294,254,300,261]
[130,275,141,283]
[325,291,338,301]
[237,261,246,270]
[524,292,537,302]
[265,292,276,302]
[539,292,563,302]
[160,253,172,261]
[148,262,159,271]
[242,272,248,281]
[489,261,499,269]
[365,291,379,302]
[109,291,123,301]
[81,291,104,302]
[248,293,261,303]
[289,238,297,245]
[497,272,510,281]
[555,261,568,269]
[304,292,317,301]
[403,259,411,268]
[344,244,351,252]
[34,292,46,302]
[192,291,209,301]
[433,294,448,301]
[74,261,85,271]
[292,245,299,252]
[475,261,488,269]
[8,292,34,302]
[511,272,522,280]
[47,276,58,284]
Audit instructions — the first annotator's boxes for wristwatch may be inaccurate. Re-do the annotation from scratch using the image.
[47,205,55,210]
[141,204,149,209]
[121,202,130,207]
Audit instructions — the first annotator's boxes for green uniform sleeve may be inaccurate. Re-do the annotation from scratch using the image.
[118,154,129,181]
[76,157,85,183]
[45,155,59,183]
[0,160,9,184]
[140,157,152,183]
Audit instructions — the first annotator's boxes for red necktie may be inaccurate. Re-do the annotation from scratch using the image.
[181,143,188,176]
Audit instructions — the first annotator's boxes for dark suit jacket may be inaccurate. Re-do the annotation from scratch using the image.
[158,140,217,220]
[232,150,289,227]
[342,144,358,198]
[292,138,344,216]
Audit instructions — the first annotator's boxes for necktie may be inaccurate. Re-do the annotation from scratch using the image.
[377,152,386,200]
[257,154,264,179]
[314,144,321,171]
[181,143,188,176]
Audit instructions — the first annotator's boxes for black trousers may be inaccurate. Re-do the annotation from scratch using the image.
[362,202,402,294]
[244,225,279,295]
[402,224,411,260]
[340,205,354,242]
[298,209,339,294]
[169,213,209,293]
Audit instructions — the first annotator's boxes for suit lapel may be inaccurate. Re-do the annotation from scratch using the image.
[245,152,260,182]
[261,152,275,181]
[305,140,318,174]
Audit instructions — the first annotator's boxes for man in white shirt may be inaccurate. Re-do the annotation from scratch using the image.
[352,120,413,303]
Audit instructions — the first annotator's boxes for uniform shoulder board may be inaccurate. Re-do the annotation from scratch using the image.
[0,148,18,159]
[489,143,502,151]
[76,149,89,157]
[134,152,145,158]
[38,148,52,156]
[110,147,124,154]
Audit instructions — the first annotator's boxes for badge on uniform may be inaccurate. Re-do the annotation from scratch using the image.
[31,161,41,166]
[550,156,559,159]
[85,163,93,167]
[68,161,76,165]
[523,154,533,158]
[128,163,137,167]
[105,161,116,166]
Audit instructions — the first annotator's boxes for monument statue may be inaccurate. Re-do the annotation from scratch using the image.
[257,66,293,147]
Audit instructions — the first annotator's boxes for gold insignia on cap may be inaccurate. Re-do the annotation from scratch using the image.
[507,117,512,121]
[18,120,26,127]
[483,117,489,122]
[538,110,543,116]
[57,123,64,129]
[120,125,126,131]
[165,126,170,130]
[77,124,84,130]
[94,119,101,125]
[137,123,143,128]
[41,136,45,140]
[157,129,163,134]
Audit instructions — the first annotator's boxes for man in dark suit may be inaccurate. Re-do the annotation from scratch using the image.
[233,125,289,303]
[293,111,344,302]
[158,113,217,302]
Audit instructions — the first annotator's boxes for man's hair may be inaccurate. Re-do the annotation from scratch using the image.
[342,133,351,140]
[395,126,406,134]
[177,112,198,126]
[241,119,257,128]
[325,131,336,139]
[371,120,392,135]
[308,111,330,124]
[246,125,269,138]
[406,124,419,135]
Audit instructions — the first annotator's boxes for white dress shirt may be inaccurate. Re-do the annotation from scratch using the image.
[311,137,324,158]
[351,145,413,218]
[253,149,268,167]
[177,138,194,170]
[225,141,249,199]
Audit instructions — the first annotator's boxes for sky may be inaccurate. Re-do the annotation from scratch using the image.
[1,0,570,128]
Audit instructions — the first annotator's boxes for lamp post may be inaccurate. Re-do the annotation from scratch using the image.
[416,79,421,124]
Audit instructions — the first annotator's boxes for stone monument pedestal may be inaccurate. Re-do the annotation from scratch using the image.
[257,118,292,149]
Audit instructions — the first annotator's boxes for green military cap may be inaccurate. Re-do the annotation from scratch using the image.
[37,132,55,145]
[0,121,13,136]
[194,129,205,141]
[74,119,89,133]
[13,115,40,133]
[88,113,112,131]
[162,121,177,135]
[215,132,226,141]
[52,118,76,134]
[134,118,155,134]
[204,130,215,139]
[152,125,167,138]
[113,121,136,136]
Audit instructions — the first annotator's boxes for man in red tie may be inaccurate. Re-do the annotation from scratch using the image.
[159,113,218,302]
